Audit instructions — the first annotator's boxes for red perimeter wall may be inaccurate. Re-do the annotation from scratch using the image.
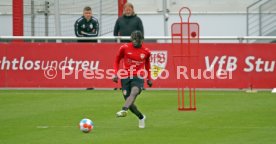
[0,43,275,88]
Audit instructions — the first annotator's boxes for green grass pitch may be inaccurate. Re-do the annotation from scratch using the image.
[0,90,276,144]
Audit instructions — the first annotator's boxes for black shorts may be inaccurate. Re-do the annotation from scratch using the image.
[121,77,144,99]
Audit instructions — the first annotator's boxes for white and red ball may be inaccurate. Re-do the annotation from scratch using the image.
[79,118,94,133]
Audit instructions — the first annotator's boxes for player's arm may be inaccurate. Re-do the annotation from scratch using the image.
[112,46,125,83]
[145,51,152,87]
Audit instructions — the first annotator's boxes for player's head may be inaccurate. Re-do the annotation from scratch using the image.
[131,30,144,48]
[123,2,134,16]
[83,6,92,20]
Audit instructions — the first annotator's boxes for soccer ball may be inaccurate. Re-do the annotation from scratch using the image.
[79,118,94,133]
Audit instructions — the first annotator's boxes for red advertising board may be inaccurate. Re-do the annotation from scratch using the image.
[0,43,275,88]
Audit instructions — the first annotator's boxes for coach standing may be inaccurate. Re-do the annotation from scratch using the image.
[74,6,99,42]
[113,2,144,42]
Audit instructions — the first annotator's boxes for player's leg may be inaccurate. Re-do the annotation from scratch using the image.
[122,77,144,111]
[116,86,140,117]
[127,77,146,128]
[117,78,143,117]
[128,103,146,128]
[116,78,131,117]
[122,86,140,110]
[128,103,144,119]
[116,77,146,128]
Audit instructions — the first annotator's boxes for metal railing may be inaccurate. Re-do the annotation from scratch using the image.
[1,36,276,43]
[259,0,276,36]
[247,0,276,37]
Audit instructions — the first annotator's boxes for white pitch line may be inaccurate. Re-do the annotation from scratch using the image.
[198,126,276,129]
[35,125,276,129]
[36,126,49,129]
[36,125,76,129]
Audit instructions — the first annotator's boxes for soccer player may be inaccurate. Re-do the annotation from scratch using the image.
[74,6,99,42]
[112,30,152,128]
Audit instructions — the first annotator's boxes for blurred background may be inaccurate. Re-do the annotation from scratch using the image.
[0,0,275,38]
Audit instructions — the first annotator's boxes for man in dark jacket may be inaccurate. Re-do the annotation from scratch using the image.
[113,3,144,42]
[74,6,99,42]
